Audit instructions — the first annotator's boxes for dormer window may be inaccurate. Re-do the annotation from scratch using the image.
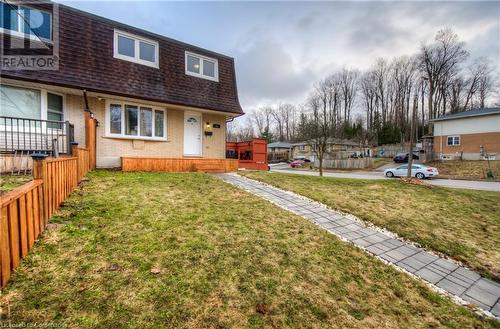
[185,51,218,81]
[113,30,158,68]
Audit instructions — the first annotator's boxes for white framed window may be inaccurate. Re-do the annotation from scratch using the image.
[447,135,460,146]
[185,51,218,81]
[0,84,65,122]
[113,30,159,68]
[105,100,166,141]
[0,3,52,42]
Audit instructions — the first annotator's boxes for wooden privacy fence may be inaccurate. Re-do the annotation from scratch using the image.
[72,146,90,181]
[315,158,374,169]
[121,157,239,173]
[0,148,90,287]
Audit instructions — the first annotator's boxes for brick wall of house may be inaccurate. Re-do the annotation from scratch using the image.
[433,132,500,160]
[66,95,227,168]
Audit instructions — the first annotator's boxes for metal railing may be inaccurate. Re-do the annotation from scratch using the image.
[0,116,74,155]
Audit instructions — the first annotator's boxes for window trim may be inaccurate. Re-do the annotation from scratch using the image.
[47,91,64,122]
[113,29,159,68]
[104,99,167,141]
[0,83,65,122]
[447,135,460,146]
[185,51,219,82]
[0,83,67,134]
[0,4,53,42]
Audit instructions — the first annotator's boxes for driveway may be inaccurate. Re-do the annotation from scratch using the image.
[269,166,500,192]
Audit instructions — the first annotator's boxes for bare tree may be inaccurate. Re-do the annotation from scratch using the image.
[270,103,296,141]
[226,118,255,142]
[339,68,359,125]
[302,93,332,176]
[419,28,469,132]
[360,70,377,132]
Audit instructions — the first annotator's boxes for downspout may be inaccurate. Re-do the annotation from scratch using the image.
[439,124,443,159]
[83,90,91,112]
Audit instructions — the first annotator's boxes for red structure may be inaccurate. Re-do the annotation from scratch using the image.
[226,138,268,170]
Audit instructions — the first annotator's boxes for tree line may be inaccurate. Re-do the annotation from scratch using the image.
[227,29,498,147]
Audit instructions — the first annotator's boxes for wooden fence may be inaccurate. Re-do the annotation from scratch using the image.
[0,148,90,287]
[121,157,239,173]
[314,158,374,169]
[73,146,90,181]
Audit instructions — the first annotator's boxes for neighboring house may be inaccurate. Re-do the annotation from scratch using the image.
[0,2,243,169]
[291,139,362,161]
[267,141,292,162]
[431,108,500,160]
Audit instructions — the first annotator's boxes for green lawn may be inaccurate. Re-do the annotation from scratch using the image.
[1,171,497,328]
[240,171,500,283]
[0,174,33,195]
[428,160,500,181]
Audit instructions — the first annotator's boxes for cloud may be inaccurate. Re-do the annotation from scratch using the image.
[233,39,317,109]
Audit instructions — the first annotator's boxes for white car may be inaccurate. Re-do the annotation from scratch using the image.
[384,164,439,179]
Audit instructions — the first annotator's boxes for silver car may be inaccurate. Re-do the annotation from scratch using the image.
[384,164,439,179]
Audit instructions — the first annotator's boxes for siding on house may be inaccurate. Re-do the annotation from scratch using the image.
[433,115,500,136]
[67,95,227,168]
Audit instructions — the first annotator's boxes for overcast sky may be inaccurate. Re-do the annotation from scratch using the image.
[60,1,500,112]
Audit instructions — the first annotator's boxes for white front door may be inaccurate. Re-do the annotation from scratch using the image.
[184,112,202,156]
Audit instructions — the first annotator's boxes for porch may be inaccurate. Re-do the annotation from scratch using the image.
[0,116,75,174]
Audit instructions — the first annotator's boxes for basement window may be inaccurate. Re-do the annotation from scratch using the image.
[105,100,166,140]
[114,30,159,68]
[447,135,460,146]
[185,51,218,81]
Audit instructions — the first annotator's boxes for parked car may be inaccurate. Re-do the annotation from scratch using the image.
[384,164,439,179]
[393,153,419,163]
[293,157,311,162]
[290,159,305,168]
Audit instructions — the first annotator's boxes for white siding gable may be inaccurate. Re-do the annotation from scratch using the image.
[433,114,500,136]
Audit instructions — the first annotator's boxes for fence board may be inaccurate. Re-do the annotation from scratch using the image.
[0,150,91,287]
[18,195,28,257]
[314,158,374,169]
[33,188,41,235]
[8,202,20,269]
[0,207,11,287]
[121,157,239,173]
[26,189,34,247]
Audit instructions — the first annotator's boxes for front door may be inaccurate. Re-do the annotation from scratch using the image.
[184,112,202,156]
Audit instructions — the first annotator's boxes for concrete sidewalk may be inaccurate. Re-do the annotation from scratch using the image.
[217,173,500,318]
[270,168,500,192]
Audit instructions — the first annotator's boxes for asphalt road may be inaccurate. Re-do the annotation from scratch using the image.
[268,164,500,192]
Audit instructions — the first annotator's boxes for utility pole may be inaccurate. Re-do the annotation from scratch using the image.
[407,92,419,178]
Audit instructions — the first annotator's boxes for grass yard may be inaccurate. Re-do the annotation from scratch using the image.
[372,157,394,169]
[1,171,497,328]
[0,174,33,195]
[240,172,500,283]
[428,160,500,181]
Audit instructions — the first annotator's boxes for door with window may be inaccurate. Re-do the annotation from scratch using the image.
[184,113,202,156]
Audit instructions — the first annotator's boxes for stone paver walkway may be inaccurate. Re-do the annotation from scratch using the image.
[217,173,500,318]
